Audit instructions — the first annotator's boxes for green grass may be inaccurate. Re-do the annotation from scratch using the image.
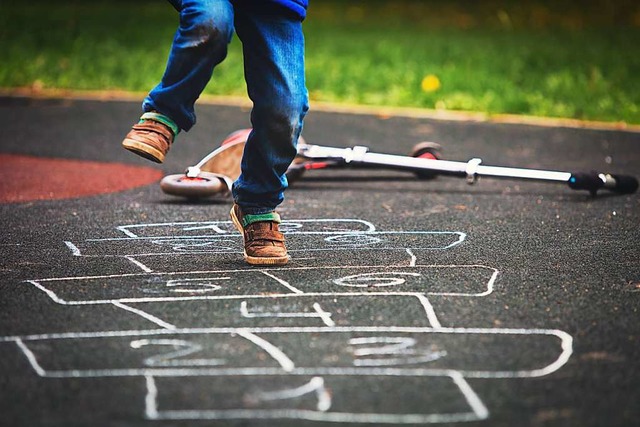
[1,0,640,124]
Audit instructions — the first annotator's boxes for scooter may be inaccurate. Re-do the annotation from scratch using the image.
[160,128,638,199]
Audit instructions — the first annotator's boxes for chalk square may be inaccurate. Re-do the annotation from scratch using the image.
[261,265,497,296]
[120,294,437,329]
[116,219,377,238]
[148,374,483,423]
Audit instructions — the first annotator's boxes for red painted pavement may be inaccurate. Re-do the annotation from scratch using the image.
[0,154,163,203]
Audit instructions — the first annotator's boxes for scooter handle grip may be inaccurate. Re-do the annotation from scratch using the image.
[568,171,638,195]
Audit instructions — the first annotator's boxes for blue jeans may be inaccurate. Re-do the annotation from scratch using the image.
[144,0,309,214]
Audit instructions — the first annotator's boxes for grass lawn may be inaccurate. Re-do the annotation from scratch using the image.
[1,0,639,124]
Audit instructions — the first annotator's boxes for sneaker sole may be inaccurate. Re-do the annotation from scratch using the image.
[122,139,165,163]
[230,205,289,266]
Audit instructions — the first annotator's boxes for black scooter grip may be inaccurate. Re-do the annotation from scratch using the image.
[610,174,639,194]
[568,171,638,195]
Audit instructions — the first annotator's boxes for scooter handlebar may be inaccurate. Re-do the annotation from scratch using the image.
[568,171,638,195]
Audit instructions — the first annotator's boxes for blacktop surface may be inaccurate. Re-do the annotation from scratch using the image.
[0,95,639,427]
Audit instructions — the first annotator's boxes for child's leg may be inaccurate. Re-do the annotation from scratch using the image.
[143,0,235,132]
[231,7,309,215]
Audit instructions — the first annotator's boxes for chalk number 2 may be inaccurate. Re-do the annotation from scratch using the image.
[130,339,226,367]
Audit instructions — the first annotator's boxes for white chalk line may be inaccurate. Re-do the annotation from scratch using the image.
[414,294,442,329]
[64,241,81,256]
[260,271,303,294]
[313,303,336,327]
[434,268,499,298]
[26,280,66,304]
[406,249,417,266]
[353,352,448,367]
[183,224,228,234]
[111,302,176,330]
[449,371,489,420]
[236,329,295,372]
[7,326,573,379]
[145,375,159,419]
[150,408,481,424]
[124,256,153,273]
[14,339,46,376]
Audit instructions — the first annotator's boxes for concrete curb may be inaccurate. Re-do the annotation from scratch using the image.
[1,87,638,133]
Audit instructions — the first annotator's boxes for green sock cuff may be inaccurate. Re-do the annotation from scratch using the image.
[140,112,180,136]
[242,211,281,227]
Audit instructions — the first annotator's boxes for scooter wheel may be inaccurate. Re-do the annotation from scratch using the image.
[410,141,442,180]
[160,172,227,199]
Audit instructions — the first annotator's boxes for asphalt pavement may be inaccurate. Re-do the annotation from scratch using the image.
[0,95,639,427]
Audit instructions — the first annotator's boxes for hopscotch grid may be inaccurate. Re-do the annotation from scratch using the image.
[13,219,571,424]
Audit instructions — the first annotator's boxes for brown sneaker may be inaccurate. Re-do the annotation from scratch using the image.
[230,204,289,265]
[122,112,178,163]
